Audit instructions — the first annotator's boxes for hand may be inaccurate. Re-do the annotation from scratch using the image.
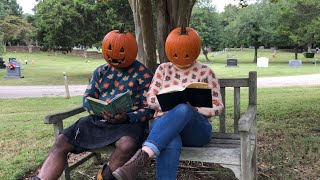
[101,111,128,124]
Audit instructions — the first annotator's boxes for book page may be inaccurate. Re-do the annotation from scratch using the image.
[186,82,209,89]
[158,85,185,94]
[86,97,108,105]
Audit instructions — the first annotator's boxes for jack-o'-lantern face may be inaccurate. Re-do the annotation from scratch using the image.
[102,25,138,68]
[165,27,202,68]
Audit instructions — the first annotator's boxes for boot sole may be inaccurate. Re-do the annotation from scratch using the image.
[112,170,125,180]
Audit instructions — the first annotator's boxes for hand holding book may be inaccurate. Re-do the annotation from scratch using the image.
[101,111,128,124]
[86,91,133,116]
[156,82,212,111]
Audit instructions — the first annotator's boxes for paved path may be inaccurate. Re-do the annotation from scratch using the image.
[0,74,319,98]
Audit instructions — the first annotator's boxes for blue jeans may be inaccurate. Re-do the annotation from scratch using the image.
[143,104,212,180]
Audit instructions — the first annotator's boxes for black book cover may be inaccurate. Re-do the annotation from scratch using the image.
[156,88,212,111]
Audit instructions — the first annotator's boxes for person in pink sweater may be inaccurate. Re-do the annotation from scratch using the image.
[113,27,224,180]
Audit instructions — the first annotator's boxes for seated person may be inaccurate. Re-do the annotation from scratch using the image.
[32,26,154,180]
[112,27,224,179]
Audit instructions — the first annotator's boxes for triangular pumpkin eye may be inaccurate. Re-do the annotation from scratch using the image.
[108,44,112,50]
[185,54,189,58]
[173,54,178,58]
[120,47,125,52]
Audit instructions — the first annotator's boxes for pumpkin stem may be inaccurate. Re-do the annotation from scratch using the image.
[119,24,125,33]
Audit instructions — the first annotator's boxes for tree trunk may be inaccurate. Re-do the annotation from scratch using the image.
[294,46,298,60]
[307,42,312,52]
[202,47,210,63]
[253,46,258,63]
[128,0,145,63]
[3,42,6,53]
[155,0,196,64]
[138,0,157,72]
[155,0,169,64]
[129,0,196,71]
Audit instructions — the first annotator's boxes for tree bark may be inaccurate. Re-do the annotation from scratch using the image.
[155,0,196,64]
[138,0,157,72]
[128,0,145,63]
[307,42,312,52]
[129,0,196,71]
[253,45,258,63]
[202,47,211,63]
[155,0,169,64]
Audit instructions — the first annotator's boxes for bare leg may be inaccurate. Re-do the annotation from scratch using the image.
[38,135,75,180]
[108,136,138,171]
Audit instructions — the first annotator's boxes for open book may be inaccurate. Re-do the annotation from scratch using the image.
[156,82,212,111]
[86,91,133,115]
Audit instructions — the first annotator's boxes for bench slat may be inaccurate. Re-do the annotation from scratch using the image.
[212,132,240,139]
[219,87,226,133]
[219,78,249,87]
[234,87,240,133]
[180,146,240,165]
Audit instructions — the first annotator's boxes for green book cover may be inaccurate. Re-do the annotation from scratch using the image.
[86,91,133,115]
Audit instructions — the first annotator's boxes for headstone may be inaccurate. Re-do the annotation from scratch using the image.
[226,59,238,67]
[289,60,302,68]
[257,57,269,67]
[0,57,5,69]
[259,46,265,49]
[5,58,22,78]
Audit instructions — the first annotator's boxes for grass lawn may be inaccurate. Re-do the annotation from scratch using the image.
[0,86,319,179]
[0,49,319,85]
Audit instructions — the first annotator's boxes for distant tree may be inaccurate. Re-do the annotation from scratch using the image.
[35,0,132,51]
[274,0,320,59]
[224,4,264,62]
[1,0,23,18]
[220,4,240,27]
[0,15,32,51]
[190,1,223,62]
[0,33,4,56]
[35,0,85,51]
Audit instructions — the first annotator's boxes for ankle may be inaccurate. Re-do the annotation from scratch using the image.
[142,146,154,158]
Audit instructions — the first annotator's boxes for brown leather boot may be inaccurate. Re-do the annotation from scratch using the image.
[112,149,149,180]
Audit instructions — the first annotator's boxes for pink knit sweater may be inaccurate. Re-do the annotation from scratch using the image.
[147,61,224,118]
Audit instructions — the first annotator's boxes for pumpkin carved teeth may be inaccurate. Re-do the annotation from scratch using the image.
[108,57,125,65]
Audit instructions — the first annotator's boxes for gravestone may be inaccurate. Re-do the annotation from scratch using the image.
[226,59,238,67]
[289,60,302,68]
[257,57,269,68]
[0,57,5,69]
[5,58,22,78]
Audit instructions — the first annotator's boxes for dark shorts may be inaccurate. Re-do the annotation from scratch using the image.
[62,115,146,154]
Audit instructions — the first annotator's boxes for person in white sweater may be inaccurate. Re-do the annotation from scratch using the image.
[113,27,224,180]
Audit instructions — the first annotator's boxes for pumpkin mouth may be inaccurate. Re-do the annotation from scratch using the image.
[108,57,125,65]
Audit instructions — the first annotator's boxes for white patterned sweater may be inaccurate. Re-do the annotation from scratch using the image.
[147,61,224,119]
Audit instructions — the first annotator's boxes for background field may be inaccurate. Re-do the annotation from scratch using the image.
[0,49,319,85]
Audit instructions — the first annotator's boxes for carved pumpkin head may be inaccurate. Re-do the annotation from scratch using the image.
[165,27,202,68]
[102,25,138,68]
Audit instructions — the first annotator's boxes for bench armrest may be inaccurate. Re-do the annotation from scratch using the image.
[44,106,85,124]
[238,105,256,132]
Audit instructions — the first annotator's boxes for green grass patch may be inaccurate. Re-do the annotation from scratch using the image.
[0,86,319,179]
[0,49,319,85]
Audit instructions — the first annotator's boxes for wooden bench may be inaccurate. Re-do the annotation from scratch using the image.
[44,71,257,180]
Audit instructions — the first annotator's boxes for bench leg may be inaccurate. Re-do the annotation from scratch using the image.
[252,143,258,180]
[60,168,71,180]
[92,153,103,165]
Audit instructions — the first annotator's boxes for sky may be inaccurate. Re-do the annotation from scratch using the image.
[16,0,244,15]
[16,0,37,14]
